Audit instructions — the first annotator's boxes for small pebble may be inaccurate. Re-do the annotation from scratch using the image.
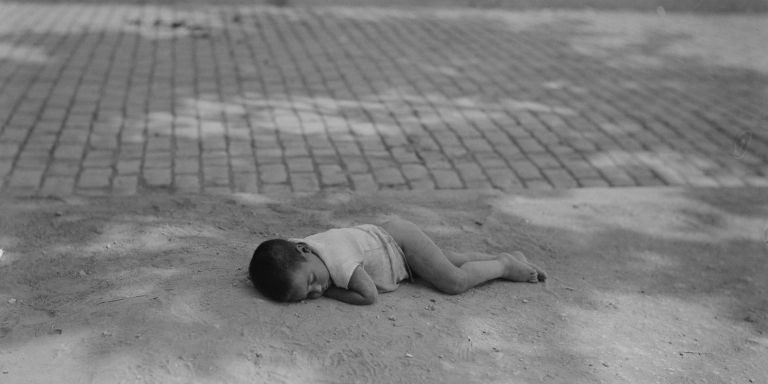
[522,299,529,304]
[8,298,16,304]
[79,270,87,277]
[405,353,413,358]
[388,316,396,321]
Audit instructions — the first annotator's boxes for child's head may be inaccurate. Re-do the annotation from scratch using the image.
[249,239,331,302]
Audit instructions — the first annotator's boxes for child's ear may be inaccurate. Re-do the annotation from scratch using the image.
[296,242,311,254]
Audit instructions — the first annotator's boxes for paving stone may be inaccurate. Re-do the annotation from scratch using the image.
[144,169,172,188]
[261,184,292,196]
[8,169,44,188]
[15,152,50,170]
[514,161,543,180]
[230,142,254,157]
[290,172,320,193]
[517,138,546,154]
[203,166,231,186]
[78,168,113,189]
[118,145,144,160]
[343,157,370,173]
[0,161,11,178]
[40,176,75,196]
[350,174,378,192]
[108,158,136,175]
[373,167,406,187]
[401,164,430,181]
[287,157,314,173]
[432,169,464,189]
[176,142,201,157]
[84,150,115,168]
[0,143,20,158]
[260,164,288,184]
[455,162,487,182]
[113,175,139,195]
[543,169,579,189]
[201,154,229,168]
[175,174,201,194]
[0,128,28,142]
[90,135,119,150]
[319,164,348,187]
[255,148,284,163]
[529,154,562,169]
[486,168,524,190]
[409,179,436,190]
[52,145,85,161]
[233,172,259,193]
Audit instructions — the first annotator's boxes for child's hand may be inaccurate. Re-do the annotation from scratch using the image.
[323,265,378,305]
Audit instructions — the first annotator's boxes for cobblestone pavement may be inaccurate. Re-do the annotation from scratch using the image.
[0,2,767,196]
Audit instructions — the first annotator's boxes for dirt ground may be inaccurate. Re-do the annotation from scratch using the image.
[0,188,767,383]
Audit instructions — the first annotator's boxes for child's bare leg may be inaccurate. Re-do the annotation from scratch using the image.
[381,218,538,294]
[447,250,542,282]
[444,250,497,266]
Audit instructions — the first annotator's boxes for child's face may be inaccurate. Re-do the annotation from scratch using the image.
[286,243,331,302]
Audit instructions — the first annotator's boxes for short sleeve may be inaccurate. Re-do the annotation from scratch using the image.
[332,259,362,289]
[294,236,362,290]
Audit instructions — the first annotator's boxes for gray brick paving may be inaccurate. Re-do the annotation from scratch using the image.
[0,3,767,196]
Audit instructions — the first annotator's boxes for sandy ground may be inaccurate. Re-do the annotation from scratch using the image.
[0,188,767,383]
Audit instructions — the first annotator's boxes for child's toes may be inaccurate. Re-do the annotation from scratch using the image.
[530,263,547,282]
[500,253,538,282]
[510,252,548,282]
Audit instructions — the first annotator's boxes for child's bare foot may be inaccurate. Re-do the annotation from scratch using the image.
[498,253,539,283]
[508,251,547,282]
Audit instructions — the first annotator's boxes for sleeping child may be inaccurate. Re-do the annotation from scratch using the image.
[249,217,546,305]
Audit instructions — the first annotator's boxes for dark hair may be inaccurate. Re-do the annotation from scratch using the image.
[249,239,307,302]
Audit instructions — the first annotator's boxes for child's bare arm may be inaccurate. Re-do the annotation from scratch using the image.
[323,265,378,305]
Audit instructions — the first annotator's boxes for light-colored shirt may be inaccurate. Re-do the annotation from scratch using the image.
[294,225,410,292]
